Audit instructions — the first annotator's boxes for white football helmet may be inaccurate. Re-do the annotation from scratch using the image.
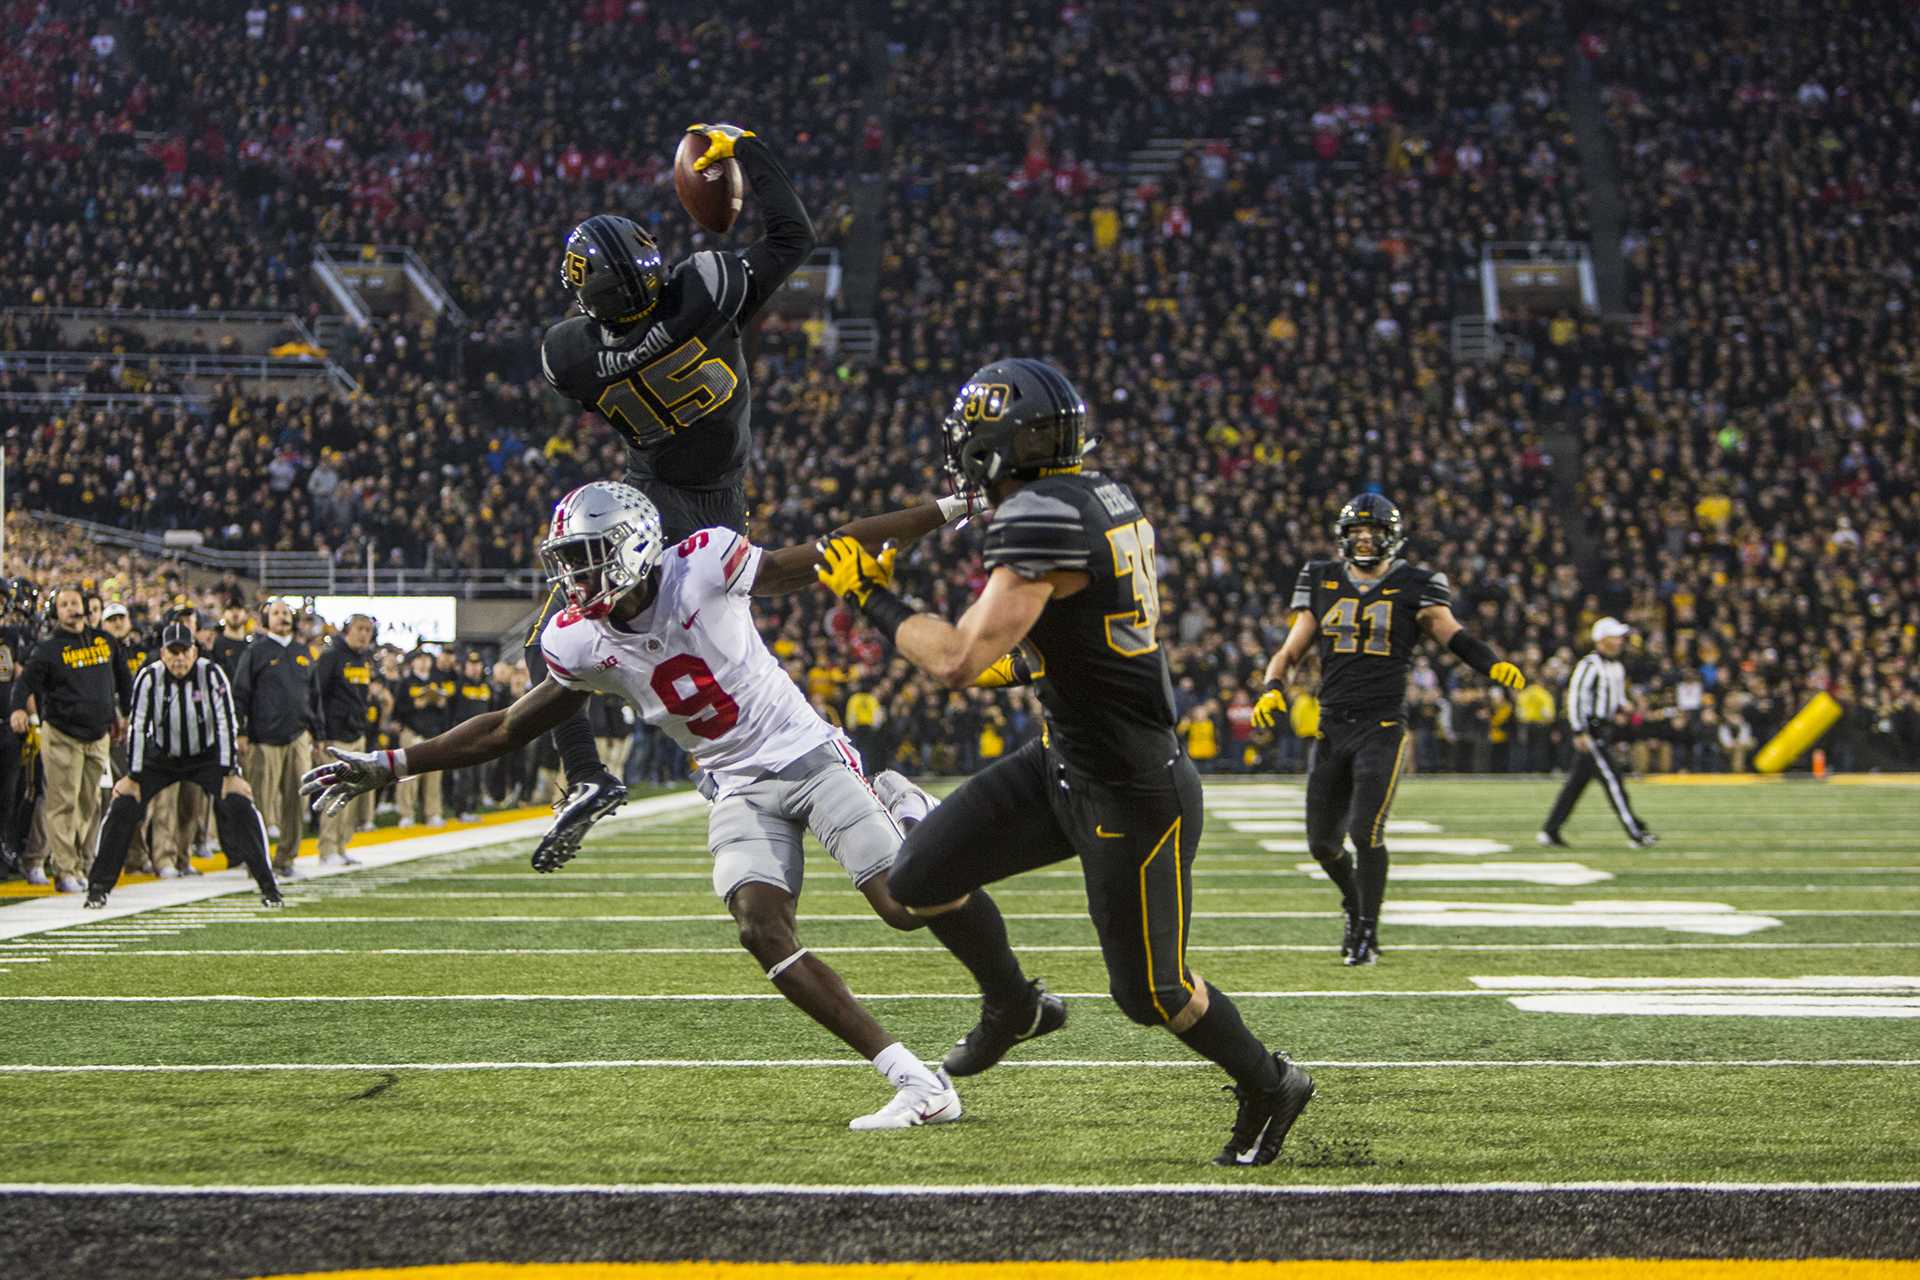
[539,482,665,618]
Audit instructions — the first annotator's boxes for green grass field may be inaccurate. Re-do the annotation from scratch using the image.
[3,775,1917,1189]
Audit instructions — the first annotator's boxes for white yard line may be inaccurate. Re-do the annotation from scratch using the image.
[1,1179,1916,1195]
[1,1058,1915,1074]
[0,793,706,943]
[2,989,1730,1003]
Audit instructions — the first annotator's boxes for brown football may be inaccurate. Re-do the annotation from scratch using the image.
[674,133,744,234]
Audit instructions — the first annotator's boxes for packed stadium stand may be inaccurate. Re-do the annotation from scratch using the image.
[2,0,1914,773]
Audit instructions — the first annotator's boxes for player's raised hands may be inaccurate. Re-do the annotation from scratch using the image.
[816,536,896,606]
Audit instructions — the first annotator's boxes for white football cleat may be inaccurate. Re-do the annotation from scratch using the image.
[848,1067,962,1131]
[872,770,936,830]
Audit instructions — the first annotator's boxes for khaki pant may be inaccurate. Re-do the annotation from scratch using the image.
[248,733,313,869]
[318,740,372,857]
[148,781,211,873]
[39,723,110,880]
[397,728,443,822]
[597,735,632,785]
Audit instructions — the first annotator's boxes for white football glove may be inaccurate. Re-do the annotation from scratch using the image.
[300,748,398,817]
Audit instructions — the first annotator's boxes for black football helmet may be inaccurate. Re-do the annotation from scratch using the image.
[942,358,1091,492]
[561,214,666,328]
[1335,493,1405,568]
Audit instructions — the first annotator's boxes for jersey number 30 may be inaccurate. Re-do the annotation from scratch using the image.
[596,336,740,446]
[650,653,739,740]
[1103,518,1160,656]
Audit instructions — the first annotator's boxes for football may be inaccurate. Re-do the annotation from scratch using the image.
[674,133,744,234]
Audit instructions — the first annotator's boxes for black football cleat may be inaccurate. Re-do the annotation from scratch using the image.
[943,978,1066,1077]
[1213,1053,1316,1167]
[261,892,286,909]
[82,891,108,910]
[1340,905,1361,961]
[1536,830,1570,849]
[1345,919,1379,967]
[532,770,628,873]
[1632,830,1660,848]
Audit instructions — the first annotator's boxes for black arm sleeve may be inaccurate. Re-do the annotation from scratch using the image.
[735,137,815,324]
[1446,629,1502,677]
[231,645,256,737]
[112,639,134,715]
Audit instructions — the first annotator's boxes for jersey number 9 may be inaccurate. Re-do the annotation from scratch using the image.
[650,653,739,740]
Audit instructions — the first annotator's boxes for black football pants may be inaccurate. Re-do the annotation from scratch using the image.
[889,738,1203,1027]
[87,756,278,897]
[1305,715,1411,920]
[1542,737,1649,840]
[525,476,747,789]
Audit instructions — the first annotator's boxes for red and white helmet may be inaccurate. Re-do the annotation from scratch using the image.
[539,482,665,618]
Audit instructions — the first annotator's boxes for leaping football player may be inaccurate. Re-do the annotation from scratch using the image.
[1250,495,1528,965]
[304,481,979,1131]
[815,358,1316,1167]
[523,122,816,874]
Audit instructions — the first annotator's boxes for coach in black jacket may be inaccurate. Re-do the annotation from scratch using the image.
[85,623,281,908]
[9,586,130,891]
[234,601,317,875]
[310,614,375,865]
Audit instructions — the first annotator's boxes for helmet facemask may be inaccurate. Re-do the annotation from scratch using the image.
[539,486,664,620]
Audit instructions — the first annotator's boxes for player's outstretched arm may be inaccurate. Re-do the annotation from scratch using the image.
[301,680,590,814]
[897,569,1059,689]
[752,495,974,597]
[687,124,816,319]
[1418,605,1526,689]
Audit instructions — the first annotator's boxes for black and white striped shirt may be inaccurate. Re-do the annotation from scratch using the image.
[1566,651,1628,733]
[128,657,239,772]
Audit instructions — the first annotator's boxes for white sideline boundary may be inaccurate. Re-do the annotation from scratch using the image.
[2,1179,1917,1196]
[0,792,706,943]
[5,1057,1917,1074]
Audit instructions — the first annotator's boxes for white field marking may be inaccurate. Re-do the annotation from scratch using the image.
[1510,994,1920,1018]
[139,907,1920,927]
[3,1059,1917,1078]
[1259,837,1512,855]
[0,990,1659,1004]
[0,792,709,943]
[1229,819,1443,834]
[1297,861,1612,886]
[1384,900,1782,936]
[4,1179,1920,1196]
[1466,990,1920,997]
[22,941,1920,960]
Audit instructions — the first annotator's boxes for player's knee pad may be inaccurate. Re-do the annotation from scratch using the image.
[1306,838,1346,867]
[1348,832,1388,865]
[884,837,940,909]
[1110,980,1187,1029]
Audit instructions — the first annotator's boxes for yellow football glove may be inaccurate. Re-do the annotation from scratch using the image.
[1489,661,1527,690]
[685,122,756,171]
[1250,682,1288,729]
[816,535,896,606]
[975,645,1042,689]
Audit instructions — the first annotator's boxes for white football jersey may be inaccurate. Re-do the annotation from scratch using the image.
[539,527,839,794]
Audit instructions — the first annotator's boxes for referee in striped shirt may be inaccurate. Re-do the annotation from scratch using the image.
[1538,617,1657,848]
[84,622,283,908]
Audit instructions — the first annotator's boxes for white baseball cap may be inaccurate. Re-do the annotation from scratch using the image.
[1591,617,1632,643]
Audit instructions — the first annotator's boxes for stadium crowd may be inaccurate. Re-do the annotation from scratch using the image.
[1,0,1914,776]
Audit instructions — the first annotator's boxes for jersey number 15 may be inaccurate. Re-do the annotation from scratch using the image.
[596,336,740,446]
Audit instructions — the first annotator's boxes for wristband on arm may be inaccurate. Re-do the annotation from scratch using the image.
[1445,629,1501,676]
[383,748,410,780]
[858,587,918,645]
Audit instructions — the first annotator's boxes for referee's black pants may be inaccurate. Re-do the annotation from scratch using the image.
[88,755,278,898]
[524,476,747,790]
[889,738,1203,1028]
[1542,737,1649,841]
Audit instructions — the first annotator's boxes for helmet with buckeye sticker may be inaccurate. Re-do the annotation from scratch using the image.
[539,482,665,619]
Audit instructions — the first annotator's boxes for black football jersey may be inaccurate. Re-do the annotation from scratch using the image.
[541,250,763,490]
[1293,558,1452,719]
[983,472,1178,776]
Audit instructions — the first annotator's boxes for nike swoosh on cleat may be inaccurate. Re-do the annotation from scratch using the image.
[917,1099,955,1122]
[681,610,701,629]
